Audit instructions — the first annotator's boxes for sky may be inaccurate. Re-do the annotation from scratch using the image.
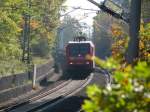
[63,0,103,26]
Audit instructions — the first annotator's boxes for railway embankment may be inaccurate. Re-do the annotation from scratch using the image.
[0,60,55,106]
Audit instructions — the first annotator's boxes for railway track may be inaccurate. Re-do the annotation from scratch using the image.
[36,74,93,112]
[40,68,111,112]
[2,80,71,112]
[94,67,112,84]
[2,73,93,112]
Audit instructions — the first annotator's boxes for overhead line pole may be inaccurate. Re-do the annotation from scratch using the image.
[22,0,31,64]
[126,0,141,64]
[27,0,31,64]
[22,13,28,62]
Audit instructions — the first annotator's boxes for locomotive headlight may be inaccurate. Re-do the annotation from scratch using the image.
[78,54,81,57]
[86,54,92,60]
[86,61,90,64]
[69,62,73,64]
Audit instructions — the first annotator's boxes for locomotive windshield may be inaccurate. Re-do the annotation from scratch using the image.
[68,44,90,57]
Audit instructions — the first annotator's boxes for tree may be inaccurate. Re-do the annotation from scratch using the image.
[0,1,23,61]
[142,0,150,22]
[82,1,149,111]
[93,13,112,59]
[82,60,150,112]
[0,0,66,75]
[126,0,141,64]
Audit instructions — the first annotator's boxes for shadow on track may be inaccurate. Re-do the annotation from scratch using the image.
[62,71,91,80]
[44,95,88,112]
[6,95,88,112]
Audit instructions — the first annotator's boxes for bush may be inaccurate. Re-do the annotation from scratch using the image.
[31,38,50,57]
[82,59,150,112]
[0,60,28,76]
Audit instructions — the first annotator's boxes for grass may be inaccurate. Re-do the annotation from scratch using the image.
[0,60,28,77]
[0,56,53,77]
[32,56,53,66]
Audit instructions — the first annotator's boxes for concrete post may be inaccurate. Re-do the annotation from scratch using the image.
[32,64,37,89]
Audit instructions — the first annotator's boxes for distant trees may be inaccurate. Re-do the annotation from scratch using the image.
[92,10,129,61]
[0,0,66,59]
[142,0,150,22]
[57,15,83,49]
[27,0,66,57]
[93,13,113,59]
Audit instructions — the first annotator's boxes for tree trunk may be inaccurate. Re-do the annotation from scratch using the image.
[126,0,141,64]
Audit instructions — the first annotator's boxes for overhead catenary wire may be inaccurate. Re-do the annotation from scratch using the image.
[60,8,79,17]
[69,6,99,12]
[60,6,100,17]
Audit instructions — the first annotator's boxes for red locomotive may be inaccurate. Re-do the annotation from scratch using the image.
[65,36,95,73]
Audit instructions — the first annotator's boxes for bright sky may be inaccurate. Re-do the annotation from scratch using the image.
[63,0,103,26]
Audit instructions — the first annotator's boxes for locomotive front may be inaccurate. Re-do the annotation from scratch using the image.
[65,36,95,73]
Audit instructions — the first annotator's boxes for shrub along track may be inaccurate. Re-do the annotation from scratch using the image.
[2,73,93,112]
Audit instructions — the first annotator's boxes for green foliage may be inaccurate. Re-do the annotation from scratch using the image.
[83,85,101,112]
[28,0,66,57]
[31,38,50,57]
[0,0,66,75]
[32,56,51,65]
[142,0,150,19]
[0,10,22,60]
[83,2,150,112]
[82,60,150,112]
[94,57,120,69]
[0,60,28,76]
[139,22,150,62]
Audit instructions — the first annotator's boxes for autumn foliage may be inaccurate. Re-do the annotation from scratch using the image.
[82,16,150,112]
[111,23,128,61]
[139,22,150,62]
[111,22,150,62]
[82,22,150,112]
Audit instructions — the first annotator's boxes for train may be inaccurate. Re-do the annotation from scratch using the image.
[65,36,95,73]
